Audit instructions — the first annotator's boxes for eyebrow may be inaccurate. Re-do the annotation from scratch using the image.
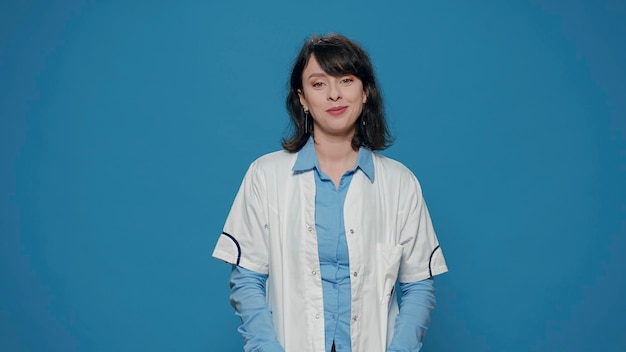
[307,72,327,79]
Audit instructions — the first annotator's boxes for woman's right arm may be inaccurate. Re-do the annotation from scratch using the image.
[229,265,285,352]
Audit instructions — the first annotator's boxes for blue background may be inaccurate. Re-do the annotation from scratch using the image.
[1,0,625,351]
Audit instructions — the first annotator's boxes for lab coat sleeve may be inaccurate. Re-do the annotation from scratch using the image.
[213,161,270,274]
[397,173,448,283]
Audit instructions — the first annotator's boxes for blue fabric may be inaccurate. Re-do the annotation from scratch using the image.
[387,278,436,352]
[228,137,434,351]
[292,137,373,352]
[314,166,353,352]
[229,266,284,352]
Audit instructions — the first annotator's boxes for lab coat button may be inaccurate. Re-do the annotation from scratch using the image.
[352,315,358,322]
[307,226,314,232]
[315,314,320,319]
[352,271,358,277]
[349,229,355,234]
[312,270,317,276]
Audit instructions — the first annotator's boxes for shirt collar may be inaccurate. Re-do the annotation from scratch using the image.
[292,136,375,183]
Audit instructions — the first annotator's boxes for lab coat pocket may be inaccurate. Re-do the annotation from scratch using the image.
[376,243,403,304]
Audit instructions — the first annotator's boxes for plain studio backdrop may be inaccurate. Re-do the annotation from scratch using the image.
[1,1,625,351]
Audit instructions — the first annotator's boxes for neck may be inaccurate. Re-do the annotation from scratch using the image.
[313,134,357,165]
[313,133,358,189]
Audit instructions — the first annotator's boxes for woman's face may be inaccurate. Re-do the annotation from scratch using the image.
[298,55,367,140]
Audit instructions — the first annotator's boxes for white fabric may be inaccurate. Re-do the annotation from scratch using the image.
[212,150,448,352]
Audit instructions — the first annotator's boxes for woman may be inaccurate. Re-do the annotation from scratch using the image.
[212,34,448,352]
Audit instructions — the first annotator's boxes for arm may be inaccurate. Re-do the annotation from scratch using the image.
[386,278,436,352]
[229,265,284,352]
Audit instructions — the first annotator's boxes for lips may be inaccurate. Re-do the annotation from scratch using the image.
[326,106,348,116]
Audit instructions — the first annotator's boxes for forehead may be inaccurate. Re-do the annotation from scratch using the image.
[302,55,324,76]
[302,54,355,79]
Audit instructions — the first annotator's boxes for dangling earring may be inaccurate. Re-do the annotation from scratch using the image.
[303,108,310,133]
[361,115,366,127]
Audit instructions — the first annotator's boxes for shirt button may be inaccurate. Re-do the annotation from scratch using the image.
[352,271,358,277]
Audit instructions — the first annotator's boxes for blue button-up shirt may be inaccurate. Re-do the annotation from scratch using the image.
[292,137,374,352]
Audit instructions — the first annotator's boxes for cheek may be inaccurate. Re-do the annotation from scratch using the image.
[304,91,325,107]
[356,104,365,116]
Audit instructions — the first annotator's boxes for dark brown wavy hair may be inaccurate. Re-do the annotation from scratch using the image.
[282,34,393,152]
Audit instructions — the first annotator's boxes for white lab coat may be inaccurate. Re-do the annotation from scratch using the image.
[213,149,448,352]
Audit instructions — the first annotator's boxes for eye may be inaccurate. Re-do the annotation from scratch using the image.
[312,81,325,88]
[340,77,354,84]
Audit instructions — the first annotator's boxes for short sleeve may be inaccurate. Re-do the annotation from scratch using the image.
[212,162,270,274]
[397,173,448,283]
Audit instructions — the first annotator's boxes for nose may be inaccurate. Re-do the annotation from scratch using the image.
[328,83,341,101]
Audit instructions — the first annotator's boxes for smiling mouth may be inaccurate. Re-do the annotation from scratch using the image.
[326,106,348,116]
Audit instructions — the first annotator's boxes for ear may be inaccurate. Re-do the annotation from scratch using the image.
[362,89,368,104]
[298,89,307,110]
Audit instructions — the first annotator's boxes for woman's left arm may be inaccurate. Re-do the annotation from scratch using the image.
[386,278,436,352]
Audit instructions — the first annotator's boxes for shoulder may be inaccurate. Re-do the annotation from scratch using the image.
[372,153,423,193]
[244,149,297,180]
[251,149,296,169]
[236,150,296,193]
[372,153,417,178]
